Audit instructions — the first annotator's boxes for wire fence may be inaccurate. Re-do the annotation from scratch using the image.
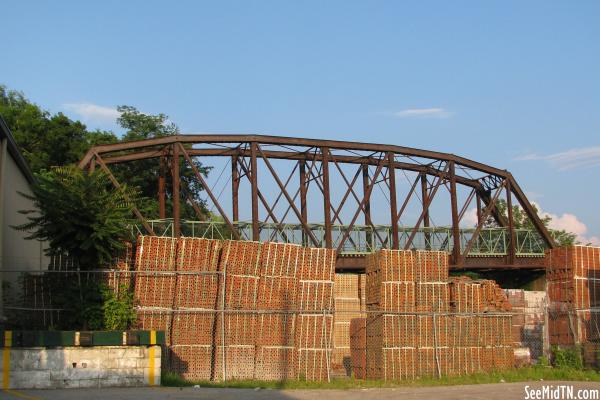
[1,266,556,381]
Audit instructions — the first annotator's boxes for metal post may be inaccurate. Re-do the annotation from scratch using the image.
[322,147,332,248]
[221,266,227,381]
[362,164,373,251]
[421,173,430,250]
[449,161,461,265]
[299,160,308,246]
[250,143,260,241]
[388,152,399,249]
[476,192,482,226]
[232,155,239,222]
[178,143,239,239]
[506,180,516,265]
[158,156,166,219]
[94,154,156,235]
[172,144,181,237]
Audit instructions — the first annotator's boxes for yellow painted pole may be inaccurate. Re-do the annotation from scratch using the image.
[3,331,12,390]
[148,330,156,386]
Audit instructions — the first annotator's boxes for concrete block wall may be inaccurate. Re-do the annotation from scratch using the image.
[0,345,160,389]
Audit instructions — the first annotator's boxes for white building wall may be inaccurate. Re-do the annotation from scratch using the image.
[0,136,49,320]
[2,147,47,271]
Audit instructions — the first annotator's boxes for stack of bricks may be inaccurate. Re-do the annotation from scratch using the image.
[213,240,262,380]
[350,317,367,379]
[505,289,546,361]
[170,237,222,381]
[480,280,512,311]
[133,236,178,364]
[296,247,336,381]
[546,246,600,347]
[365,249,513,380]
[104,241,134,296]
[449,277,483,313]
[365,249,419,380]
[133,236,178,310]
[450,277,512,313]
[131,235,336,381]
[331,273,365,376]
[254,242,303,381]
[447,314,513,374]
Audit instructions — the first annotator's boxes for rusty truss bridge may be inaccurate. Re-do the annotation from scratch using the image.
[79,135,555,271]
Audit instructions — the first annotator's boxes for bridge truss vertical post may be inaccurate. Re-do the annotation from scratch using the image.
[362,164,372,251]
[172,143,181,237]
[449,161,461,265]
[506,179,516,265]
[388,152,399,249]
[158,155,166,219]
[300,160,308,246]
[250,143,259,241]
[322,147,332,248]
[420,173,431,250]
[232,155,239,223]
[476,192,482,226]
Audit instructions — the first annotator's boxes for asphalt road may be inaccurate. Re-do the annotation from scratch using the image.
[2,381,600,400]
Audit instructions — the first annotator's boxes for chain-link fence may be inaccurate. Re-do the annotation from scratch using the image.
[11,242,600,381]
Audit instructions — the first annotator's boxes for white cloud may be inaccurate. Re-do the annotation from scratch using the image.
[63,103,121,124]
[462,207,479,227]
[516,146,600,171]
[537,207,600,246]
[393,108,453,119]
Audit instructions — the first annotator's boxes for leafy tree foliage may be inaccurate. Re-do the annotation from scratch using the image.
[0,85,117,172]
[100,284,137,330]
[0,84,210,220]
[14,166,138,269]
[112,105,211,219]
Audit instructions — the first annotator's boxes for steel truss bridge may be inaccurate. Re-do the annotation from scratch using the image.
[80,135,556,271]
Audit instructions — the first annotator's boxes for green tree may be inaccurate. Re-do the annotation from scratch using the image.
[12,166,140,330]
[1,84,211,221]
[0,85,118,173]
[14,166,138,269]
[113,105,211,220]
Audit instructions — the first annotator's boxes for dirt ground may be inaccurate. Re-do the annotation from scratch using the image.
[2,381,600,400]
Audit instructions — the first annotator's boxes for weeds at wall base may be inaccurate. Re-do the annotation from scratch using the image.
[161,366,600,389]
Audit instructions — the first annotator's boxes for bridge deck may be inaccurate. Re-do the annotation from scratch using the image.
[134,220,549,271]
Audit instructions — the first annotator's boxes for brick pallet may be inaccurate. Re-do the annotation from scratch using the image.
[255,242,302,381]
[213,240,262,381]
[504,289,546,360]
[350,317,366,379]
[332,274,365,375]
[132,236,336,381]
[133,236,178,310]
[546,246,600,349]
[365,249,513,380]
[172,238,222,379]
[296,247,336,381]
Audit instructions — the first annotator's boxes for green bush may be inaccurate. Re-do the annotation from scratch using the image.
[101,284,136,330]
[552,346,583,370]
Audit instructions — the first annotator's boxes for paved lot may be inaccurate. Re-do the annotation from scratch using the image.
[2,381,600,400]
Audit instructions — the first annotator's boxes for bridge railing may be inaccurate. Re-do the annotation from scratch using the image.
[132,220,549,257]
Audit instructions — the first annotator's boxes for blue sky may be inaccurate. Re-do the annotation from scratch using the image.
[1,1,599,243]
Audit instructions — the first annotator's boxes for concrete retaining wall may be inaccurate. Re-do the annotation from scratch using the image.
[0,345,160,389]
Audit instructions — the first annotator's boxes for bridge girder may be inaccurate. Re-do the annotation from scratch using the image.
[79,134,556,268]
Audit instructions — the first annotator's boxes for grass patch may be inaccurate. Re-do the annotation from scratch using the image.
[161,367,600,389]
